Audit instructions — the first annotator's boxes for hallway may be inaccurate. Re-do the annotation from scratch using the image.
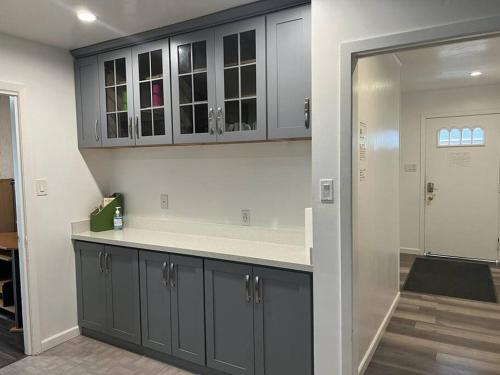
[366,254,500,374]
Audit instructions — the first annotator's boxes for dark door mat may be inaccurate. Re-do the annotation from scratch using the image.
[403,257,497,303]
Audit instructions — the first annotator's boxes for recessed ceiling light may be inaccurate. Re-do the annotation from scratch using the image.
[470,71,482,77]
[77,10,96,23]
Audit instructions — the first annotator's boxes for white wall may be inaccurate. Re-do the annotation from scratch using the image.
[0,96,13,179]
[108,141,311,230]
[311,1,500,373]
[353,54,400,372]
[0,32,110,352]
[400,84,500,252]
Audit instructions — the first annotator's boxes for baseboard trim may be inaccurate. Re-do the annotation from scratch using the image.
[400,247,422,255]
[41,326,80,352]
[358,292,400,375]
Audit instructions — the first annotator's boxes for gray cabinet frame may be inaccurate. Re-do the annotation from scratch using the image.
[267,6,311,140]
[75,56,101,148]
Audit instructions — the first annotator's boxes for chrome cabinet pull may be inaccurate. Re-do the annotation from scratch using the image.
[135,116,140,139]
[162,261,168,286]
[245,275,251,302]
[254,276,262,304]
[94,120,100,142]
[170,263,176,287]
[216,107,224,135]
[98,251,104,273]
[104,253,110,273]
[304,97,310,129]
[129,117,133,139]
[208,108,215,135]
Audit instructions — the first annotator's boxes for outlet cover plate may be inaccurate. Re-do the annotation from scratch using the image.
[241,209,251,226]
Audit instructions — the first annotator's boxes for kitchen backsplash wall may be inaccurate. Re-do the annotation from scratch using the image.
[106,141,311,230]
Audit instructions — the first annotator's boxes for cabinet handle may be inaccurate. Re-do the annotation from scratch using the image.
[104,253,110,273]
[94,120,100,142]
[98,251,104,273]
[254,276,262,304]
[170,263,176,287]
[162,261,169,286]
[208,108,215,135]
[216,107,224,135]
[135,116,140,139]
[245,274,252,302]
[304,97,310,129]
[129,117,133,139]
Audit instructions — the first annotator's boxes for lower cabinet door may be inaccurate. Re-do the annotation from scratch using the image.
[253,267,313,375]
[105,246,141,344]
[205,260,255,375]
[76,241,107,333]
[170,255,205,365]
[139,251,172,354]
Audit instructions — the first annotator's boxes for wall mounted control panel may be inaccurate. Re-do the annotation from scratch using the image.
[320,179,334,203]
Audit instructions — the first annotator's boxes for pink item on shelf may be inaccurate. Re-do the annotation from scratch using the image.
[152,81,164,107]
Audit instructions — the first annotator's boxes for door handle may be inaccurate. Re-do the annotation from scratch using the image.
[208,108,215,135]
[245,274,252,302]
[94,120,100,142]
[169,263,176,287]
[135,116,140,139]
[98,251,104,273]
[129,117,133,139]
[304,97,310,129]
[254,276,262,304]
[162,261,169,286]
[216,107,224,135]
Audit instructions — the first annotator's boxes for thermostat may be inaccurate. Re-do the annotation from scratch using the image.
[320,179,334,203]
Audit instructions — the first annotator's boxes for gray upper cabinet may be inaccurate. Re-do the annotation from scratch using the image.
[205,260,255,375]
[105,246,141,344]
[267,6,311,140]
[170,255,205,365]
[98,49,136,147]
[75,241,107,333]
[139,251,172,354]
[253,267,313,375]
[214,17,266,142]
[132,40,173,146]
[75,56,101,148]
[171,30,217,144]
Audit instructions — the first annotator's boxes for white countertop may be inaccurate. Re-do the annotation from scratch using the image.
[72,226,312,272]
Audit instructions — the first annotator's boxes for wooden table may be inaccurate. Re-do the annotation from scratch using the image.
[0,233,22,332]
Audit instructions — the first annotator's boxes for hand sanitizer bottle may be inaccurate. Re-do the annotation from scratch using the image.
[113,206,123,230]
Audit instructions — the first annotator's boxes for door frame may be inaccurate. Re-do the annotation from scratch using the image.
[419,109,500,258]
[0,83,36,355]
[340,16,500,375]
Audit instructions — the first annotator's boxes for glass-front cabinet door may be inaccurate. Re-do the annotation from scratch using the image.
[98,49,135,147]
[132,40,173,146]
[214,17,266,142]
[171,30,216,144]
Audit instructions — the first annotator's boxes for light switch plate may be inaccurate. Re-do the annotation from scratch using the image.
[320,179,334,203]
[35,179,48,196]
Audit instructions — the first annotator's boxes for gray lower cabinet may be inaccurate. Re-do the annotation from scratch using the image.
[253,267,313,375]
[75,242,141,345]
[205,260,255,375]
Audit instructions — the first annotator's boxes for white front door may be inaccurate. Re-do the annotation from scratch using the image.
[424,113,500,261]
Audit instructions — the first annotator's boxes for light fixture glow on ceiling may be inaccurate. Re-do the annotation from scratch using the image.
[470,71,482,77]
[77,10,96,23]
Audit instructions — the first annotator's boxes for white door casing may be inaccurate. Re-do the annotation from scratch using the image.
[424,113,500,261]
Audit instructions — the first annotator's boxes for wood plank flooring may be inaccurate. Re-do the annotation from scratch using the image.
[366,254,500,375]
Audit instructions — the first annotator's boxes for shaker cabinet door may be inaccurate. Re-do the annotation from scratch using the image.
[75,56,101,148]
[253,267,313,375]
[214,17,266,142]
[105,246,141,344]
[170,255,206,365]
[171,30,217,144]
[75,241,107,333]
[139,251,172,354]
[205,260,255,375]
[132,40,173,146]
[98,49,136,147]
[267,6,311,140]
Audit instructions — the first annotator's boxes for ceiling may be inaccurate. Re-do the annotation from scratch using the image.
[0,0,255,50]
[397,36,500,92]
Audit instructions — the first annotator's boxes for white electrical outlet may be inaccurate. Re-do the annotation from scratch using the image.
[241,209,251,226]
[160,194,168,209]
